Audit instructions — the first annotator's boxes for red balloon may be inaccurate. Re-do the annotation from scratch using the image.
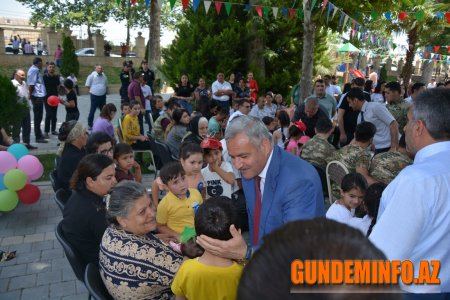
[47,95,60,107]
[17,184,40,205]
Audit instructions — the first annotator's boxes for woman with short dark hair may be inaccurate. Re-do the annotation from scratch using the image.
[100,181,183,299]
[61,154,117,266]
[92,103,117,137]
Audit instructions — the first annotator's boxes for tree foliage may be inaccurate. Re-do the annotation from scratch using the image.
[60,36,80,77]
[0,75,28,132]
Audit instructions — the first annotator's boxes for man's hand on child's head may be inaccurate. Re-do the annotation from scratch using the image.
[196,225,247,260]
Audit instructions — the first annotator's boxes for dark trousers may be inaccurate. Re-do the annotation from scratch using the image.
[88,94,106,127]
[74,85,79,96]
[44,98,58,133]
[213,99,230,110]
[131,140,152,150]
[31,96,45,139]
[65,111,80,122]
[138,112,145,135]
[144,110,152,133]
[12,111,31,144]
[375,147,390,154]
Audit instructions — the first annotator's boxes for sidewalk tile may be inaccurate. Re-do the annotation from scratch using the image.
[9,274,36,290]
[20,284,50,300]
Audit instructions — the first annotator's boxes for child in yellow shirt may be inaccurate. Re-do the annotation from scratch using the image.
[156,161,203,238]
[171,196,243,300]
[121,100,150,146]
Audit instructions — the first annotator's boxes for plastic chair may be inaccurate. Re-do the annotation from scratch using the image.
[55,222,86,283]
[152,139,178,167]
[326,160,349,205]
[84,263,113,300]
[54,189,71,213]
[49,169,58,192]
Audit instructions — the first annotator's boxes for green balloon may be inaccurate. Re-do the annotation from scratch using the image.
[0,190,19,212]
[4,169,27,191]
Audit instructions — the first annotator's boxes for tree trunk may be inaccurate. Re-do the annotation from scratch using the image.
[420,60,434,84]
[246,0,265,84]
[87,24,93,47]
[149,0,161,83]
[126,0,131,47]
[400,26,418,90]
[300,0,315,102]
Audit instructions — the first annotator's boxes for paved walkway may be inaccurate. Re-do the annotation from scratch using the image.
[1,93,158,299]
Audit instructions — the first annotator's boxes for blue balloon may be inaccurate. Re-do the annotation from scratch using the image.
[0,174,5,191]
[7,143,29,161]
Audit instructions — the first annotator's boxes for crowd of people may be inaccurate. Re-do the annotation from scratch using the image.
[3,56,450,299]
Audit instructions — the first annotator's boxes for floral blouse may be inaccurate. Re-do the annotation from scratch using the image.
[99,226,183,300]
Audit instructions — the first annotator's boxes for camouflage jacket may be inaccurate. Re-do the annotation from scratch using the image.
[301,135,335,170]
[369,151,412,185]
[333,144,372,173]
[387,101,410,135]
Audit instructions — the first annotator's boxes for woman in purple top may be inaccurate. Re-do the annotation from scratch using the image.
[92,103,117,137]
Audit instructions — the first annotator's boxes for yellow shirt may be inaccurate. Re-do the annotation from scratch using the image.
[171,258,243,300]
[156,189,203,233]
[122,114,140,145]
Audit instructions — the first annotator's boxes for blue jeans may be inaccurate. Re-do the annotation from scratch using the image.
[213,99,230,110]
[88,94,106,127]
[177,99,193,115]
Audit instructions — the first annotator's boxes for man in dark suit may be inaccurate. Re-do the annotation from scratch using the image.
[197,116,325,260]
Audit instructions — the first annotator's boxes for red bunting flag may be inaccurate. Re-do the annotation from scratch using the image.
[215,1,223,15]
[446,12,450,24]
[255,5,262,17]
[181,0,189,11]
[448,46,450,53]
[434,46,440,53]
[425,52,429,58]
[321,0,328,14]
[131,0,136,5]
[289,8,295,19]
[399,11,407,21]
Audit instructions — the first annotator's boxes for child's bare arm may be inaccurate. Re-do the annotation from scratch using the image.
[133,161,142,183]
[210,163,235,184]
[151,180,160,208]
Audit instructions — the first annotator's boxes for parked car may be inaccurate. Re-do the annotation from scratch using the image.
[5,44,23,55]
[126,51,137,57]
[75,48,95,56]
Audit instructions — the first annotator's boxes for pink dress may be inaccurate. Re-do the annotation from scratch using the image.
[286,136,310,156]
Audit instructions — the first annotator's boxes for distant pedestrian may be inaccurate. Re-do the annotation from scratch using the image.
[85,64,108,130]
[54,45,63,68]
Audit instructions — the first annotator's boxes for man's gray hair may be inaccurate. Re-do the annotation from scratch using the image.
[413,88,450,140]
[225,116,272,146]
[305,97,319,108]
[106,181,149,226]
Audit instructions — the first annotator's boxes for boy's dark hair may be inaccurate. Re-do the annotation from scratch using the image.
[86,132,114,154]
[341,173,368,193]
[179,142,203,160]
[262,116,274,126]
[217,106,230,117]
[120,102,130,111]
[63,79,73,89]
[113,143,133,160]
[354,122,376,143]
[365,183,386,236]
[130,100,141,107]
[411,82,425,94]
[238,98,252,108]
[352,77,365,87]
[166,97,180,110]
[195,196,239,241]
[385,81,401,93]
[160,161,185,184]
[315,117,333,134]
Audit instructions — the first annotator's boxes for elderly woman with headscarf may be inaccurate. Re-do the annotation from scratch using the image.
[100,180,183,300]
[62,154,117,266]
[55,120,88,192]
[181,115,209,146]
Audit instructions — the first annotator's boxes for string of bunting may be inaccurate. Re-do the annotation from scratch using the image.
[424,46,450,53]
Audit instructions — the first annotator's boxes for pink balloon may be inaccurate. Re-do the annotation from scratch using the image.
[29,162,44,181]
[17,155,41,179]
[0,152,17,173]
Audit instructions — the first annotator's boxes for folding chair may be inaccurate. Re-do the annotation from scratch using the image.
[49,169,58,192]
[326,160,349,205]
[84,263,113,300]
[54,188,71,214]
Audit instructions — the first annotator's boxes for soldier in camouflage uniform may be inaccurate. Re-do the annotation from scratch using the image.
[357,134,413,185]
[333,122,376,173]
[385,81,410,135]
[301,117,335,170]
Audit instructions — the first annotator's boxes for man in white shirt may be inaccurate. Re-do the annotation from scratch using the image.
[85,64,108,129]
[12,69,37,150]
[347,87,399,154]
[370,88,450,296]
[324,74,342,101]
[211,72,233,110]
[140,79,153,133]
[227,99,252,127]
[404,82,426,104]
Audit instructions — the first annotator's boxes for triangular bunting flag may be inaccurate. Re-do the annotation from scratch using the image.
[272,7,279,18]
[448,46,450,53]
[244,4,250,12]
[282,7,288,17]
[371,11,380,21]
[131,0,137,5]
[263,6,270,18]
[145,0,150,8]
[116,0,120,6]
[311,0,317,9]
[193,0,201,12]
[326,3,333,23]
[342,14,349,30]
[415,11,424,21]
[399,11,407,21]
[321,0,328,14]
[435,12,444,19]
[332,5,339,19]
[215,1,222,15]
[255,5,262,17]
[384,12,391,21]
[224,2,232,15]
[204,1,211,13]
[169,0,176,10]
[298,9,304,19]
[427,46,432,53]
[445,12,450,24]
[434,46,440,53]
[181,0,189,11]
[338,11,345,30]
[289,8,295,19]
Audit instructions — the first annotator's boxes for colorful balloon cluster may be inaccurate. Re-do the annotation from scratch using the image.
[0,144,43,212]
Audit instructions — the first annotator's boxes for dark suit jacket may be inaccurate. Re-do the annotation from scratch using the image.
[242,145,325,248]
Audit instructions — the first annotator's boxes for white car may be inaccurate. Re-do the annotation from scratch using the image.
[75,48,95,56]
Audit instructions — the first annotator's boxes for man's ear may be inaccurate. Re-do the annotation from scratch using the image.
[415,119,426,137]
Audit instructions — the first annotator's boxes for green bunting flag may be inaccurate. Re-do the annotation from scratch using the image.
[169,0,176,10]
[371,11,380,21]
[311,0,317,10]
[116,0,120,6]
[225,2,232,15]
[263,6,270,18]
[415,11,424,21]
[298,9,304,20]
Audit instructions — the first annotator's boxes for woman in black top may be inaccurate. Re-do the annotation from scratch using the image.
[55,121,87,192]
[61,79,79,121]
[174,74,194,114]
[61,154,117,266]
